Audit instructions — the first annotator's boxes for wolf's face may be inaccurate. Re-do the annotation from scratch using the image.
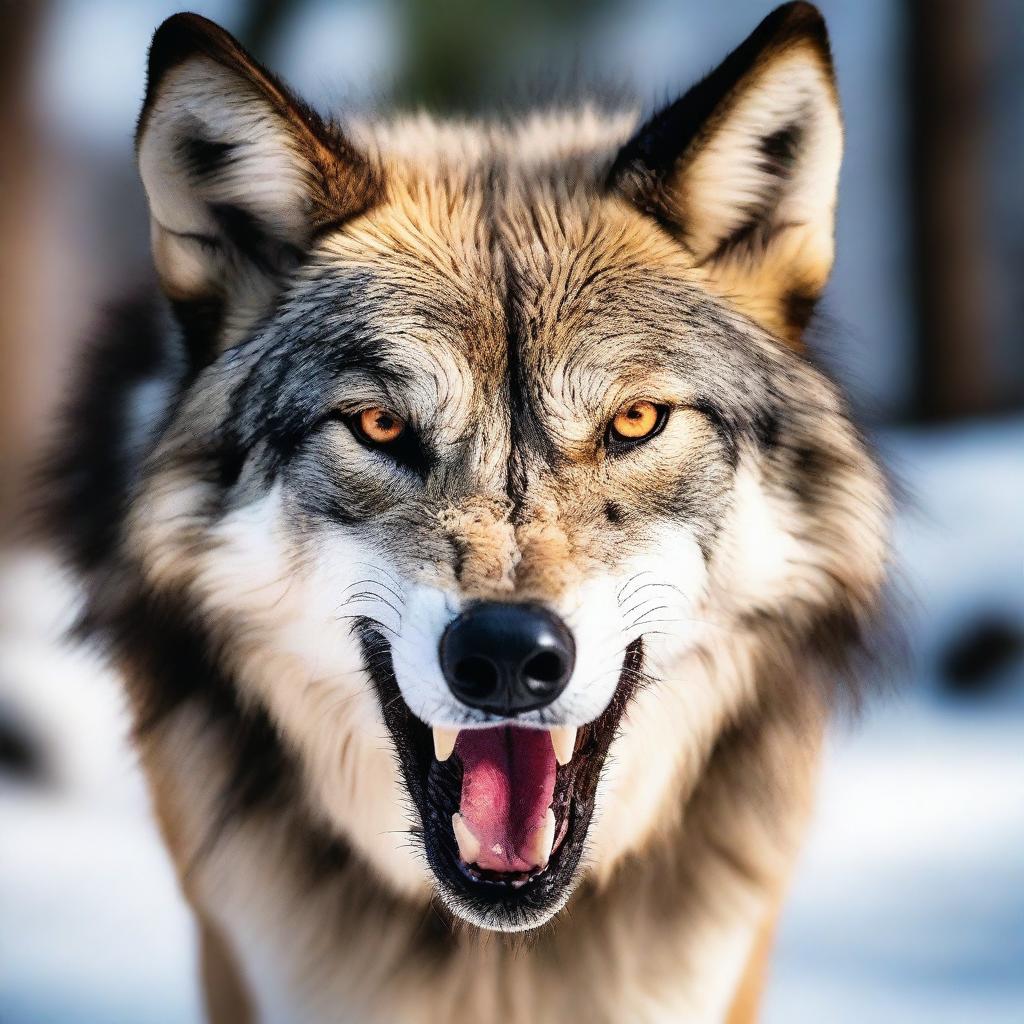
[92,3,887,931]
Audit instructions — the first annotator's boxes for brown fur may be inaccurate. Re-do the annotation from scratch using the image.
[726,910,781,1024]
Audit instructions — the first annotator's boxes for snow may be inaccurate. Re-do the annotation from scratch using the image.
[0,556,201,1024]
[764,698,1024,1024]
[1,418,1022,1022]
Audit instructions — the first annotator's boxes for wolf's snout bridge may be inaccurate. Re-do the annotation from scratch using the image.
[439,602,576,715]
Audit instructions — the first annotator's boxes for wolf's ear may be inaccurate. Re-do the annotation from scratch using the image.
[608,2,841,346]
[136,13,380,354]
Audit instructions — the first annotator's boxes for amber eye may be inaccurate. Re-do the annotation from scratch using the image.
[354,407,405,445]
[608,400,666,448]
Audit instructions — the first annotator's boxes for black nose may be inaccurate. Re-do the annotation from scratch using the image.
[439,602,575,715]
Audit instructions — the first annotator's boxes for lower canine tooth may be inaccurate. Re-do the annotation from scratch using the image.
[452,813,481,864]
[549,726,577,765]
[433,727,459,761]
[526,808,557,868]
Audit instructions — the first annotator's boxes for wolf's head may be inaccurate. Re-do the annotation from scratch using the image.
[61,3,888,932]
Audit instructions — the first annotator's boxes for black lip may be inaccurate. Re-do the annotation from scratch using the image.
[358,622,644,930]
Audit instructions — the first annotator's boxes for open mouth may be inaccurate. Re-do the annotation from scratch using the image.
[358,624,643,929]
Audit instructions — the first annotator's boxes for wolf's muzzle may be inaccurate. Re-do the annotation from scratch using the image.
[439,602,575,715]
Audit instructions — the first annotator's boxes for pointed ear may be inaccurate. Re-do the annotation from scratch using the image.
[136,14,380,355]
[608,2,841,346]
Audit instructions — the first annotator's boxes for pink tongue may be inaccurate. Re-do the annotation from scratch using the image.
[455,727,557,873]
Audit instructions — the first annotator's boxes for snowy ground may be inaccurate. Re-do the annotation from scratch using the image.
[1,418,1022,1023]
[765,697,1024,1024]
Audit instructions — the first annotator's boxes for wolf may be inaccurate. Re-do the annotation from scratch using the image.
[46,3,890,1021]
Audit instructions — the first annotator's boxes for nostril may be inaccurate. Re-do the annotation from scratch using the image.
[440,602,575,714]
[453,655,500,697]
[522,650,567,687]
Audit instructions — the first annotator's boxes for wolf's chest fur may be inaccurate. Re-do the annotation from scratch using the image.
[49,4,888,1021]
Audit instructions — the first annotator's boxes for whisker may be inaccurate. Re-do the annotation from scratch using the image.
[616,571,649,604]
[622,600,669,624]
[335,613,400,637]
[350,561,405,589]
[341,578,406,606]
[622,580,688,603]
[338,592,403,621]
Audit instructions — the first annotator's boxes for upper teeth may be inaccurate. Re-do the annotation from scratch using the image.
[433,727,459,761]
[431,725,578,765]
[549,726,577,765]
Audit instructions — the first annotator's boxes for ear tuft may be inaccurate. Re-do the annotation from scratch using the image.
[136,14,381,354]
[609,2,842,346]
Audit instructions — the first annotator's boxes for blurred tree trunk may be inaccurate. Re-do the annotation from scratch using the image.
[906,0,992,421]
[236,0,301,64]
[0,2,47,538]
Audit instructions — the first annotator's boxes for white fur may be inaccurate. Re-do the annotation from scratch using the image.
[685,49,841,264]
[171,487,429,896]
[138,56,316,345]
[139,59,312,244]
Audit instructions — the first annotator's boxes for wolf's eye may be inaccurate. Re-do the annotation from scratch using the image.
[353,407,406,445]
[607,401,668,451]
[339,406,426,476]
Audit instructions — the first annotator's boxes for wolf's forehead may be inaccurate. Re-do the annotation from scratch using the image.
[310,167,698,395]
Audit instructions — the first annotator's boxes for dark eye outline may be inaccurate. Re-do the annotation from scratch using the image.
[329,409,428,477]
[605,402,670,456]
[350,407,407,446]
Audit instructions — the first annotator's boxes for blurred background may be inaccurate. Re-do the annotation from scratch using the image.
[0,2,1021,1022]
